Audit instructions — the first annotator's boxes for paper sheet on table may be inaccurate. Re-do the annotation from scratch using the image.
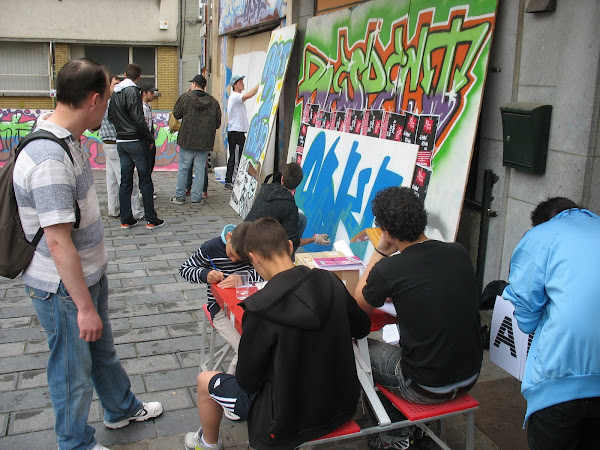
[382,324,399,345]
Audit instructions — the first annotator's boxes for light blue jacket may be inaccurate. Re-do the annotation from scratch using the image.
[502,208,600,424]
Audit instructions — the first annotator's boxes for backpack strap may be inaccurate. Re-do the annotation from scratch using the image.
[16,130,81,232]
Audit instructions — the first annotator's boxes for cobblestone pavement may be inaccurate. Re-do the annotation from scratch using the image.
[0,170,508,449]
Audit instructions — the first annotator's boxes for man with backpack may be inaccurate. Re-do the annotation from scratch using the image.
[12,59,163,450]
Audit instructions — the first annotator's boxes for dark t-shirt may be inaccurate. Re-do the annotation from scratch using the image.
[363,240,482,387]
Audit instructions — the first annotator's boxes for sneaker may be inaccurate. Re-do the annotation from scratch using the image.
[192,199,203,204]
[184,427,223,450]
[367,430,415,449]
[104,401,163,429]
[90,444,110,450]
[170,197,185,205]
[202,192,208,198]
[185,189,191,196]
[146,219,165,229]
[121,220,138,229]
[153,193,157,199]
[224,183,233,190]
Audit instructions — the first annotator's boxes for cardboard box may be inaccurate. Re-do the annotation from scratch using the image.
[295,251,361,294]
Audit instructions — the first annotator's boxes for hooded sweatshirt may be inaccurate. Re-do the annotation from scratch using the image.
[244,183,300,249]
[236,265,371,449]
[108,78,154,143]
[173,89,221,151]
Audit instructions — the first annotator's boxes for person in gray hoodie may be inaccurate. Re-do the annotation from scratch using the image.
[170,74,221,205]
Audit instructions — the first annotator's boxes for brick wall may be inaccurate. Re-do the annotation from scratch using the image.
[156,46,179,111]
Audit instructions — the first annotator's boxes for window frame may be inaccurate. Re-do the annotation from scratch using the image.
[0,41,52,96]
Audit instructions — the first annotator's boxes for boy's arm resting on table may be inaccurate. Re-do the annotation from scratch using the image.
[44,223,103,342]
[235,313,274,393]
[179,248,213,283]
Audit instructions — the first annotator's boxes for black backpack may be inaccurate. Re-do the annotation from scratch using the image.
[0,130,80,279]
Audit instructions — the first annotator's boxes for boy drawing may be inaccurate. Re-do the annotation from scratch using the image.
[184,218,371,450]
[179,222,260,374]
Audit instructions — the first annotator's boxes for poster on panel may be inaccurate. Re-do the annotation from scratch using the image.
[288,0,498,244]
[219,0,286,35]
[230,24,297,218]
[296,127,419,254]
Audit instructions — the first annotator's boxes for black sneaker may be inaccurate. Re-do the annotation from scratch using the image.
[224,183,233,190]
[121,220,138,230]
[146,219,165,229]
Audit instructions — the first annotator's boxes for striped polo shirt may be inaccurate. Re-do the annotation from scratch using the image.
[13,113,107,293]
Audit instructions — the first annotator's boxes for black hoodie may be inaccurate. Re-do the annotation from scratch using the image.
[245,183,300,249]
[236,265,371,449]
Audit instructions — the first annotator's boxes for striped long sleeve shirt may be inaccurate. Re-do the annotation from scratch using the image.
[179,236,261,318]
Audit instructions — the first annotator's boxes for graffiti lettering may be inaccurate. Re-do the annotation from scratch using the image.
[296,129,415,256]
[1,109,180,170]
[219,0,285,35]
[297,8,493,152]
[244,38,293,165]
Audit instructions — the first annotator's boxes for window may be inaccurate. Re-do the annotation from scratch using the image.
[83,46,156,86]
[0,42,51,95]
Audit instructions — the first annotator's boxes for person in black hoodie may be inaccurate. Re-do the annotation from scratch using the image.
[184,218,371,450]
[244,163,330,252]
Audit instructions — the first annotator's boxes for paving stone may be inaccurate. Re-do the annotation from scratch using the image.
[0,305,36,319]
[113,327,169,345]
[137,336,202,357]
[143,251,190,261]
[153,407,202,439]
[143,367,199,392]
[116,260,171,271]
[121,275,178,288]
[0,373,16,392]
[109,237,158,246]
[115,343,138,359]
[107,243,139,252]
[8,407,55,433]
[0,353,49,375]
[109,256,142,264]
[120,355,180,376]
[0,295,31,307]
[0,387,51,413]
[108,304,161,319]
[17,369,47,389]
[167,322,202,338]
[108,286,154,299]
[144,267,181,278]
[176,351,202,368]
[106,269,148,280]
[0,327,46,344]
[0,413,6,437]
[0,342,25,357]
[137,240,185,250]
[0,428,56,448]
[0,316,33,329]
[92,418,158,447]
[159,298,204,314]
[136,388,194,411]
[130,312,194,329]
[110,317,131,331]
[124,291,188,306]
[113,248,164,259]
[25,338,48,354]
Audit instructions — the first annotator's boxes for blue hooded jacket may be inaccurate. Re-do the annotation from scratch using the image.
[502,208,600,425]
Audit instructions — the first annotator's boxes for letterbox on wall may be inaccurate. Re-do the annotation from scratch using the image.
[500,103,552,174]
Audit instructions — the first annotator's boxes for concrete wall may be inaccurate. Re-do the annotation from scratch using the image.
[477,0,600,284]
[1,0,179,44]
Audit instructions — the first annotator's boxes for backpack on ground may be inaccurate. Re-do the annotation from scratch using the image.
[0,130,80,279]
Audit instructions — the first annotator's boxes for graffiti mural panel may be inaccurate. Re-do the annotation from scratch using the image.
[296,127,419,254]
[219,0,286,35]
[230,24,296,217]
[1,109,180,171]
[288,0,498,242]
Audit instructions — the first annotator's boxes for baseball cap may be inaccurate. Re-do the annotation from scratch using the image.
[189,74,207,87]
[138,82,158,93]
[230,75,245,87]
[221,224,237,244]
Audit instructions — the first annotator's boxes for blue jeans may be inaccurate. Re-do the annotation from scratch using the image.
[28,274,142,449]
[368,338,476,404]
[176,147,207,202]
[117,141,158,223]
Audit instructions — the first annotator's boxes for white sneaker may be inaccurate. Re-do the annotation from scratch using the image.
[184,427,223,450]
[103,401,163,429]
[90,443,110,450]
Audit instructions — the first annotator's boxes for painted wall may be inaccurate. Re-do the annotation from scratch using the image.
[219,0,287,35]
[1,0,179,43]
[288,0,498,243]
[230,25,297,218]
[0,109,180,171]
